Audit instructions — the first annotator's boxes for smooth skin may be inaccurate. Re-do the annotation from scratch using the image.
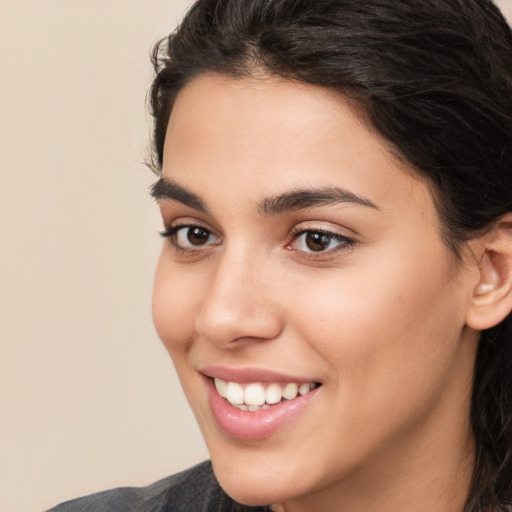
[152,74,512,512]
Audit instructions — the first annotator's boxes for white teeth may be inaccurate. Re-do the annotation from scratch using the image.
[265,383,282,405]
[214,378,228,398]
[299,383,311,395]
[226,381,244,405]
[282,383,299,400]
[244,383,266,406]
[213,378,318,410]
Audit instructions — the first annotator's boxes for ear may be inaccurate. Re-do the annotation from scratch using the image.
[466,214,512,331]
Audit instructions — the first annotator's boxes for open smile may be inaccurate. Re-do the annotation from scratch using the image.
[202,368,322,440]
[213,378,319,411]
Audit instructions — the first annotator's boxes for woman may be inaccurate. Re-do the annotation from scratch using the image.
[49,0,512,511]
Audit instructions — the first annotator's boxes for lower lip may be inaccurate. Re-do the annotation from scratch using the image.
[205,378,320,440]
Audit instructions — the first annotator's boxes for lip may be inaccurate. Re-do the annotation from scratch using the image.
[203,370,321,440]
[201,365,319,384]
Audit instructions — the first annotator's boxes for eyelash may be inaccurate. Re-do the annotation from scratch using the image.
[159,224,221,254]
[286,227,355,260]
[160,224,355,259]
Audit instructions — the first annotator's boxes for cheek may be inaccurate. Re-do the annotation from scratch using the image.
[152,252,203,357]
[290,245,466,417]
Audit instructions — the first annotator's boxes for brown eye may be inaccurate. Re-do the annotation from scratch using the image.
[305,232,332,252]
[289,229,354,256]
[187,227,210,246]
[171,225,221,250]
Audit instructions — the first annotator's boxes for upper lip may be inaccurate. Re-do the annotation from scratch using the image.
[200,365,320,384]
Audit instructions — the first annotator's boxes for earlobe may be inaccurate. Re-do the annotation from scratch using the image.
[466,214,512,331]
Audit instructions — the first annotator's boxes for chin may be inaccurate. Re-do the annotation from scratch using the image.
[209,451,312,507]
[214,469,292,507]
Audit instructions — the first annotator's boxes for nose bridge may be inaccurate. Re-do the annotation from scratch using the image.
[195,243,282,346]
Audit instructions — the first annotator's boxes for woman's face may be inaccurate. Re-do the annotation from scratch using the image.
[152,74,479,508]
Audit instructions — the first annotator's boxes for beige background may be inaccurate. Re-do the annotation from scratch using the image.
[1,1,511,511]
[0,1,205,511]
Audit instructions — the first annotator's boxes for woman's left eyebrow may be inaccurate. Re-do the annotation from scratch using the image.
[258,187,380,215]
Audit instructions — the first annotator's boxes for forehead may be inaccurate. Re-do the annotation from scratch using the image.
[165,73,390,166]
[162,73,435,223]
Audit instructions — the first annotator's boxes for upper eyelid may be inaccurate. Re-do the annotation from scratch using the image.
[288,223,356,240]
[287,229,356,261]
[289,228,355,246]
[160,206,357,233]
[161,223,218,238]
[162,218,219,234]
[160,226,222,255]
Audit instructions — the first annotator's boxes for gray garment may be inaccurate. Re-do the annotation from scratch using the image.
[45,461,270,512]
[45,460,512,511]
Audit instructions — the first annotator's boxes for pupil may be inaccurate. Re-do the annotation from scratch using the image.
[187,227,209,245]
[306,232,330,251]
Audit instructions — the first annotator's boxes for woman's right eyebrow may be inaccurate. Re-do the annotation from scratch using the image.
[150,178,208,212]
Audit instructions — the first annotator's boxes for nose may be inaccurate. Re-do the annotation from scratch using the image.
[194,248,284,348]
